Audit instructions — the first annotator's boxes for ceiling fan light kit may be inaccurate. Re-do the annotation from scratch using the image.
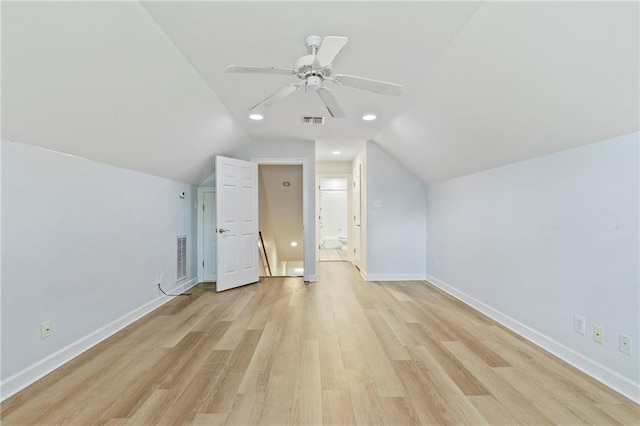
[225,35,403,119]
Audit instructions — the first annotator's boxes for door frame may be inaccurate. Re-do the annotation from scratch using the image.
[316,173,353,263]
[197,186,216,283]
[252,157,313,282]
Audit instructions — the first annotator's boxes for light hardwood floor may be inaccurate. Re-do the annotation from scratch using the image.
[318,248,348,262]
[2,262,638,425]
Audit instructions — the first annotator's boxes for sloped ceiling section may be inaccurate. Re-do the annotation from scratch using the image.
[375,1,639,183]
[142,1,483,164]
[144,1,638,183]
[1,2,250,184]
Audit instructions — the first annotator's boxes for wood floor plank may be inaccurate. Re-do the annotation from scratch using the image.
[290,339,324,425]
[319,321,349,390]
[406,322,490,396]
[345,368,387,425]
[442,340,556,425]
[322,389,357,426]
[224,392,265,425]
[352,320,407,397]
[468,395,522,425]
[406,345,488,425]
[237,320,281,394]
[596,402,640,424]
[2,262,637,425]
[191,413,228,426]
[204,329,263,413]
[364,309,411,361]
[336,321,368,370]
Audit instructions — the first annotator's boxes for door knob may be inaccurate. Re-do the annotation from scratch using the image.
[218,228,230,233]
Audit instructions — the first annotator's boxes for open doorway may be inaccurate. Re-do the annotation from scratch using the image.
[258,164,304,277]
[318,177,349,262]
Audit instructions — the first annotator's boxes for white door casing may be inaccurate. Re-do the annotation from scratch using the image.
[202,190,217,282]
[215,156,259,292]
[252,157,314,281]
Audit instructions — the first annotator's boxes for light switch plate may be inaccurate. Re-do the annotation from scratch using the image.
[574,315,586,335]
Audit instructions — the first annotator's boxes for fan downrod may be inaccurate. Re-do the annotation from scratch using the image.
[305,35,323,54]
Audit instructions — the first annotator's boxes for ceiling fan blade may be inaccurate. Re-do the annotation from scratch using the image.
[333,74,403,97]
[313,36,349,68]
[225,65,297,75]
[316,87,345,118]
[251,83,301,111]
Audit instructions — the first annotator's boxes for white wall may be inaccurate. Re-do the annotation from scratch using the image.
[365,141,427,280]
[1,139,198,399]
[316,161,352,174]
[234,140,316,281]
[426,133,639,402]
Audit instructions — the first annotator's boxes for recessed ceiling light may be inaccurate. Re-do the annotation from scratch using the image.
[332,151,341,155]
[362,114,377,121]
[290,241,298,247]
[249,113,264,120]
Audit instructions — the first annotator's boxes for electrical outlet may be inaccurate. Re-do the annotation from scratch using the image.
[593,324,604,344]
[574,314,586,335]
[619,334,632,356]
[41,321,51,339]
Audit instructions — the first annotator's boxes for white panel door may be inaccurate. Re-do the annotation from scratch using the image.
[202,190,217,282]
[216,156,258,291]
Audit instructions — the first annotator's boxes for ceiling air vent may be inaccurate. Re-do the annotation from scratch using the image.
[302,116,325,125]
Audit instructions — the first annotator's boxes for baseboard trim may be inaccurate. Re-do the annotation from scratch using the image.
[365,273,426,282]
[0,278,199,402]
[360,268,368,281]
[425,274,640,404]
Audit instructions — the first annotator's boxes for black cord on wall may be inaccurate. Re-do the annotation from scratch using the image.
[158,283,191,297]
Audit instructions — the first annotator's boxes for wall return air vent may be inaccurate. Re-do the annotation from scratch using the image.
[176,236,187,281]
[302,116,325,125]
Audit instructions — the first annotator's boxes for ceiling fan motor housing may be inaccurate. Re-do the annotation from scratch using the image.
[306,75,322,91]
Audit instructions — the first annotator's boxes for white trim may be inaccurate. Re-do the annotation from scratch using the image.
[197,187,216,283]
[425,274,640,404]
[360,268,368,281]
[197,187,204,282]
[365,273,427,281]
[0,278,199,402]
[316,172,353,264]
[307,274,317,282]
[251,157,313,282]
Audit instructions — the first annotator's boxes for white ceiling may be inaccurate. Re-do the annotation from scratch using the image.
[142,1,483,164]
[2,2,638,185]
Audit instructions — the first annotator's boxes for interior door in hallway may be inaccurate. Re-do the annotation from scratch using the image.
[202,190,217,282]
[215,156,259,292]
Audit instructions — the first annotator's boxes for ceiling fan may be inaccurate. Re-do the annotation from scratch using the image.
[225,35,403,119]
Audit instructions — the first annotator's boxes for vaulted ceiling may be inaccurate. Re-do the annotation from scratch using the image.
[2,2,638,185]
